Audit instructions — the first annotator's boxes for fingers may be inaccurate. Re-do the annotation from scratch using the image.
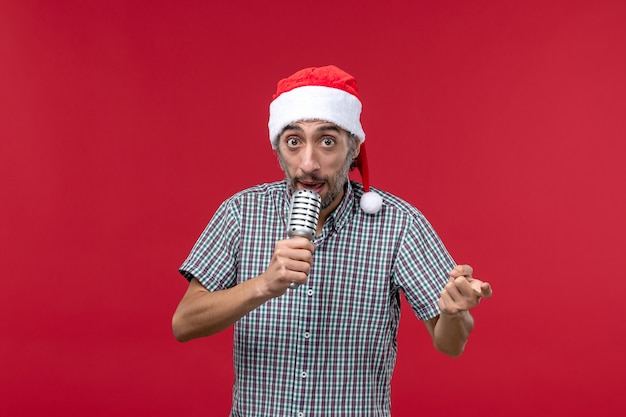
[480,281,493,298]
[439,263,493,314]
[439,276,483,314]
[267,239,316,291]
[273,240,314,263]
[263,257,311,293]
[439,283,466,315]
[448,264,493,297]
[448,264,473,278]
[277,237,316,253]
[272,249,313,275]
[445,277,477,302]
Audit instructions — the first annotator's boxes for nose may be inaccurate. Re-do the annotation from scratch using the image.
[298,144,320,174]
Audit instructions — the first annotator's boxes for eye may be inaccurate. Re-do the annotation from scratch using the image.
[286,137,300,147]
[321,137,336,147]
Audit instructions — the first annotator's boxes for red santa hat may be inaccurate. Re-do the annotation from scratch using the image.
[268,65,383,214]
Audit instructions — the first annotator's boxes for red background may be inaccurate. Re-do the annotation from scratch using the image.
[1,1,625,416]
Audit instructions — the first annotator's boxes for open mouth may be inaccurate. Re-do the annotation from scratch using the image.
[298,181,325,194]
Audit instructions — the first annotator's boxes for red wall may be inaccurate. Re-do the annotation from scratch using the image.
[1,1,625,416]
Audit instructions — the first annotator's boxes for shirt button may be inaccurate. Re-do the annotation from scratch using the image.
[300,371,308,378]
[303,331,311,339]
[297,413,304,417]
[307,289,314,296]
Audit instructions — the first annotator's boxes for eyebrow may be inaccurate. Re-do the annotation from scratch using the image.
[281,123,342,135]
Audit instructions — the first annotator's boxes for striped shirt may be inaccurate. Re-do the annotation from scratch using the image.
[180,180,455,417]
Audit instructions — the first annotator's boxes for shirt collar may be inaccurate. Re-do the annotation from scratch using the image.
[320,180,354,240]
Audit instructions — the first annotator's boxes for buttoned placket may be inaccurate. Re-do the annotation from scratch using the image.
[288,183,352,417]
[292,230,325,417]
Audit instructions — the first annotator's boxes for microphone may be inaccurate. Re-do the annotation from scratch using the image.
[286,189,321,289]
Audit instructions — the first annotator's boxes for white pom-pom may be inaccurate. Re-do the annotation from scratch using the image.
[360,191,383,214]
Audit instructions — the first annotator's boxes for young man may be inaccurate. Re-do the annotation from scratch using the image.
[173,65,492,417]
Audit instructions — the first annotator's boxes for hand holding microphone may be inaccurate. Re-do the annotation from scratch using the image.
[286,190,321,289]
[260,190,321,295]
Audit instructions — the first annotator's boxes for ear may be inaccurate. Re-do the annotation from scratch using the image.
[353,141,361,159]
[349,142,361,170]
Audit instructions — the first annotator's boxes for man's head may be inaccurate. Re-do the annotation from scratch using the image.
[274,120,359,210]
[268,65,382,214]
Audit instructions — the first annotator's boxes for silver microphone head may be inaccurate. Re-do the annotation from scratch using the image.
[287,189,322,241]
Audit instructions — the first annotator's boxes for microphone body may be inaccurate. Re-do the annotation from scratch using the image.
[286,189,321,289]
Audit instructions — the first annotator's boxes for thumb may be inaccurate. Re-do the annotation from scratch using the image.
[479,282,493,298]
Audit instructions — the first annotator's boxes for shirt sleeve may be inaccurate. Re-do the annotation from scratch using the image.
[178,197,241,291]
[393,212,456,321]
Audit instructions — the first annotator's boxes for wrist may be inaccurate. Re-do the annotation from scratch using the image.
[439,309,468,319]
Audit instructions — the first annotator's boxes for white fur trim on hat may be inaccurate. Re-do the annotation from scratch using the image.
[268,85,365,147]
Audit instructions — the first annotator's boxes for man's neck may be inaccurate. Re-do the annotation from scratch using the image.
[317,183,348,235]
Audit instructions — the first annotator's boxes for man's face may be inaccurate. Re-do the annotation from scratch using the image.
[276,120,357,210]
